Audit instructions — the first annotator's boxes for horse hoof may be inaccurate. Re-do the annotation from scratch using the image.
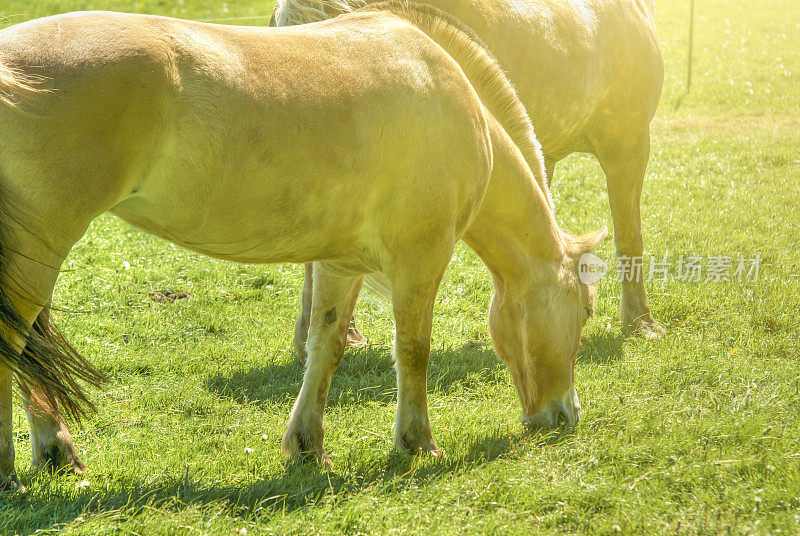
[33,436,87,476]
[425,447,445,458]
[286,446,332,467]
[281,426,329,466]
[397,434,443,458]
[411,444,444,458]
[70,456,88,475]
[0,474,25,493]
[312,450,333,467]
[346,321,367,349]
[624,318,666,340]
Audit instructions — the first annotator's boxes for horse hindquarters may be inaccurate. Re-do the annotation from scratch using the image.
[0,42,141,483]
[0,212,102,488]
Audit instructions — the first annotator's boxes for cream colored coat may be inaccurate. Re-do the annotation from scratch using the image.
[0,7,602,486]
[274,0,664,337]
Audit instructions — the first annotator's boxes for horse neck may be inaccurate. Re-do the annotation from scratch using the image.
[462,119,565,287]
[633,0,657,23]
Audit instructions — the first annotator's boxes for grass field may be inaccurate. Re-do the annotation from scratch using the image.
[1,1,799,534]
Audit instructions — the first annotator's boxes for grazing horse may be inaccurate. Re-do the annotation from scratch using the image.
[0,3,602,489]
[272,0,665,350]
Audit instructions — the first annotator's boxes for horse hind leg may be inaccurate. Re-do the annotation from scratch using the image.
[0,227,103,487]
[25,397,86,475]
[346,319,367,349]
[0,367,21,491]
[24,310,86,475]
[292,263,314,362]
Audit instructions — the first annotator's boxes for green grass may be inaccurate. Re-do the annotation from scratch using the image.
[1,1,799,534]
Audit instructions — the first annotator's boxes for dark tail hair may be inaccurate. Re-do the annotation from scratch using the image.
[0,196,108,423]
[0,60,106,422]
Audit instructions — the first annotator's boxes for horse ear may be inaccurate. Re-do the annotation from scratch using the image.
[575,225,608,253]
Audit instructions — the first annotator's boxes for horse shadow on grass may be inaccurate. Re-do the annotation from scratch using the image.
[6,334,617,534]
[576,329,626,365]
[8,425,577,536]
[205,343,507,408]
[205,328,626,410]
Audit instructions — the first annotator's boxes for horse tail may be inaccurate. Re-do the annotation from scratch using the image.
[0,57,106,422]
[271,0,553,210]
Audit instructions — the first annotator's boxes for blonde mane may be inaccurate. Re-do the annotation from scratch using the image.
[272,0,554,210]
[273,0,367,26]
[0,56,45,108]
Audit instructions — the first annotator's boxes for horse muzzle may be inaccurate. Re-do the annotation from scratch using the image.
[522,386,581,428]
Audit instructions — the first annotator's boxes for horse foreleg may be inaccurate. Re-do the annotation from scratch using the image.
[597,128,665,339]
[293,263,367,364]
[390,264,447,457]
[282,262,362,464]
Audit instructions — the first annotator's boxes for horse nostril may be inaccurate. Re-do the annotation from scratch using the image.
[524,397,581,429]
[556,409,566,425]
[557,403,580,426]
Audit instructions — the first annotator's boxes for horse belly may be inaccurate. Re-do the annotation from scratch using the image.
[109,163,363,265]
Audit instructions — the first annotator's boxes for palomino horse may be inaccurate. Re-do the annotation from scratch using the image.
[0,3,603,489]
[272,0,664,352]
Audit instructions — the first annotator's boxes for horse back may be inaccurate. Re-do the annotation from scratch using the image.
[427,0,662,156]
[0,11,492,267]
[0,12,177,233]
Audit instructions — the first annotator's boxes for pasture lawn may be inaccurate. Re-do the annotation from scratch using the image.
[1,0,799,534]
